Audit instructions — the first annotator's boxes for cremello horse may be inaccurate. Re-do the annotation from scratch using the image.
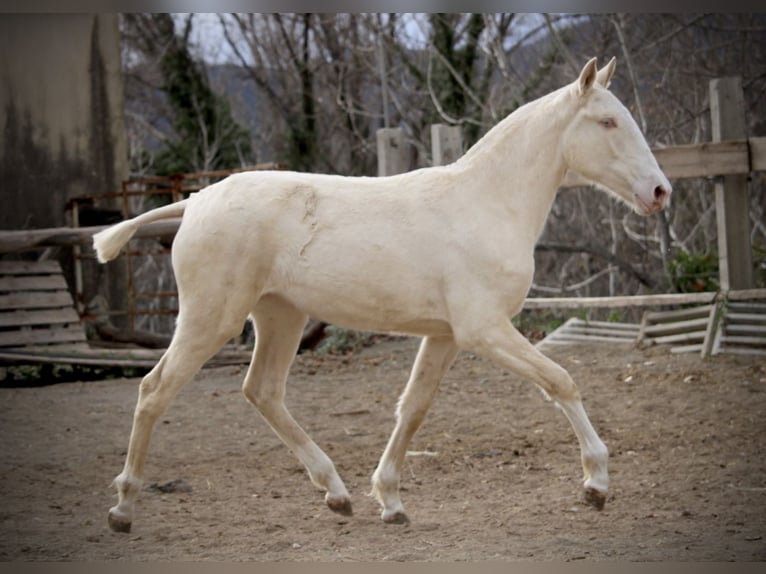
[94,57,671,532]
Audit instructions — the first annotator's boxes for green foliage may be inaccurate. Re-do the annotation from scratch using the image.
[1,363,148,385]
[607,309,624,323]
[668,250,720,293]
[155,37,253,175]
[279,13,317,173]
[512,309,565,341]
[428,14,484,120]
[427,14,488,145]
[315,326,370,355]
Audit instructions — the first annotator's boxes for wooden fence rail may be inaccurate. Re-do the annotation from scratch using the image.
[559,136,766,187]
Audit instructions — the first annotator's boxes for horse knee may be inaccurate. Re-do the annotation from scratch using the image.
[134,373,168,421]
[543,366,581,402]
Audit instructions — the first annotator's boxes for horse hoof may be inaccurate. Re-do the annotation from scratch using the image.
[108,511,132,533]
[584,487,606,510]
[382,510,410,525]
[326,495,353,516]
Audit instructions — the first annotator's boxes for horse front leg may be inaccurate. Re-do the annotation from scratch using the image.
[371,335,458,524]
[457,319,609,509]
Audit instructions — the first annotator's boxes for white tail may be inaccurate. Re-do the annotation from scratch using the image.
[92,199,188,263]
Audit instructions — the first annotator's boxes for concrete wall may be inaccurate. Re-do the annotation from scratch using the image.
[0,14,129,328]
[0,14,128,230]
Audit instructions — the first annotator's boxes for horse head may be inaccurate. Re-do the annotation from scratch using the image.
[561,57,672,216]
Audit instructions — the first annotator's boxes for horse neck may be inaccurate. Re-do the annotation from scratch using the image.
[455,86,574,240]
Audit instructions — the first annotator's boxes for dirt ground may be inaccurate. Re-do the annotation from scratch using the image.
[1,335,765,561]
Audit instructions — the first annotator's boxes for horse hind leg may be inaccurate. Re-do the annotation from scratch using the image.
[108,301,249,533]
[242,295,352,516]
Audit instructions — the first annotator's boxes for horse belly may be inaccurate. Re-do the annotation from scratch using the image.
[273,255,452,337]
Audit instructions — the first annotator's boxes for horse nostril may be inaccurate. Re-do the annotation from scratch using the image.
[654,186,667,202]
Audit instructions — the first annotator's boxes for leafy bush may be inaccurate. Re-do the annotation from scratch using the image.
[668,251,719,293]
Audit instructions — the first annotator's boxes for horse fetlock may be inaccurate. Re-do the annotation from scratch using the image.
[113,472,143,503]
[582,443,609,486]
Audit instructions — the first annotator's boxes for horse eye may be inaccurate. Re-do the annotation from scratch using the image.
[600,117,617,129]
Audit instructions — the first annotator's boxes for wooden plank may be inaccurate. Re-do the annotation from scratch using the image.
[21,342,93,353]
[0,219,180,255]
[0,291,74,310]
[545,333,636,344]
[0,348,158,368]
[720,335,766,345]
[560,137,764,189]
[528,290,764,311]
[0,260,62,275]
[0,345,251,368]
[653,330,706,345]
[726,324,766,335]
[524,291,717,309]
[727,303,766,314]
[567,319,639,331]
[20,342,251,362]
[640,317,710,336]
[727,312,766,323]
[728,305,766,316]
[701,302,722,359]
[0,325,87,347]
[543,317,639,344]
[727,289,766,301]
[566,326,637,335]
[566,327,637,338]
[535,317,577,349]
[671,344,703,354]
[653,140,750,179]
[0,307,81,327]
[21,342,156,357]
[0,274,68,291]
[644,305,713,323]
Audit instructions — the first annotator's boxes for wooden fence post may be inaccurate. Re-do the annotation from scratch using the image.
[431,124,463,166]
[376,127,410,176]
[710,77,754,290]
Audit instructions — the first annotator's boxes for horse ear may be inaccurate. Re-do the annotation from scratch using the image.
[596,57,617,88]
[577,57,598,96]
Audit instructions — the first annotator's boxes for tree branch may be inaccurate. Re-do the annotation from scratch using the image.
[536,241,657,289]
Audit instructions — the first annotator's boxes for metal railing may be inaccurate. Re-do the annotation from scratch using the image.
[69,164,283,332]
